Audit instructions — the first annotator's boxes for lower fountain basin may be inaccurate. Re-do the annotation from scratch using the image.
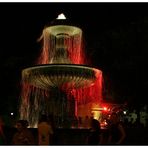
[22,64,102,90]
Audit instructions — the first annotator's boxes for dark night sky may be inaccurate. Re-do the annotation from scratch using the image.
[0,2,148,115]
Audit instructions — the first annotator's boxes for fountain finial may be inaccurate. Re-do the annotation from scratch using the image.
[56,13,66,20]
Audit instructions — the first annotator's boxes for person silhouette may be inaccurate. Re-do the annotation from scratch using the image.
[38,114,53,145]
[0,116,6,145]
[107,112,126,145]
[87,119,103,145]
[12,120,35,145]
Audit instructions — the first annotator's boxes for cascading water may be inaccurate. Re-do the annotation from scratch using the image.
[20,13,103,128]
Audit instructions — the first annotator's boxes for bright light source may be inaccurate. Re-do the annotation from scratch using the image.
[56,13,66,20]
[123,111,126,114]
[10,112,14,116]
[104,121,107,125]
[103,107,107,111]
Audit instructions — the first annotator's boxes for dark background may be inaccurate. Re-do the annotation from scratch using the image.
[0,2,148,116]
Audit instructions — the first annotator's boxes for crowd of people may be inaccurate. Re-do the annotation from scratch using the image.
[86,112,126,145]
[0,105,148,145]
[0,114,55,145]
[0,112,128,145]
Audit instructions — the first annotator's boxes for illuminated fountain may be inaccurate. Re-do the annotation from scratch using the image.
[20,13,103,128]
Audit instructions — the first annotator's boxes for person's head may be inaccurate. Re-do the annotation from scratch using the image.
[39,114,48,123]
[91,119,101,131]
[16,120,28,131]
[110,112,120,124]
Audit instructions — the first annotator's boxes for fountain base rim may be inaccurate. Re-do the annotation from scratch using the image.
[22,64,102,90]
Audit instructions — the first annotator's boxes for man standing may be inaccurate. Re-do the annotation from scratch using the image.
[38,115,54,145]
